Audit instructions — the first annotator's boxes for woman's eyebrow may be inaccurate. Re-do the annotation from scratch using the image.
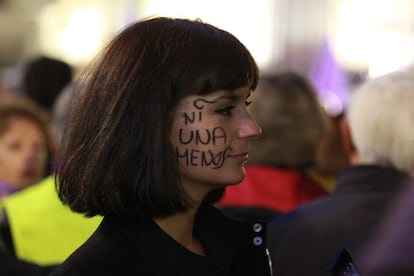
[210,94,239,103]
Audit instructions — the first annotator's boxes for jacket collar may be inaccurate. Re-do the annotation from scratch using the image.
[334,165,411,195]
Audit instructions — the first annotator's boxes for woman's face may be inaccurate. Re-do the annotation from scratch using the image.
[0,117,48,190]
[170,86,261,199]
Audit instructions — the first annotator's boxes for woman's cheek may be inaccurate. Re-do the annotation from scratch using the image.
[175,124,231,169]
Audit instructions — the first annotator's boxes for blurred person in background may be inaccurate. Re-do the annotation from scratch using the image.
[0,83,102,275]
[308,112,350,193]
[0,95,49,198]
[218,72,330,222]
[22,56,73,113]
[266,69,414,276]
[22,56,73,177]
[0,77,9,97]
[359,181,414,276]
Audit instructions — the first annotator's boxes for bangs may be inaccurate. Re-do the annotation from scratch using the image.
[168,20,259,99]
[197,47,258,95]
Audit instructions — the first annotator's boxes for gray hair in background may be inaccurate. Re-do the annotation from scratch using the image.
[51,82,80,147]
[348,69,414,173]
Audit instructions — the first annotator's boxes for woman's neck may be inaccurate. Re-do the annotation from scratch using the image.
[154,205,206,256]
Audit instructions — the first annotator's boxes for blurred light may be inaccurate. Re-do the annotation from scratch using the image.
[310,39,348,116]
[321,90,344,117]
[60,8,103,62]
[39,2,107,66]
[334,0,414,73]
[141,0,275,70]
[368,32,414,77]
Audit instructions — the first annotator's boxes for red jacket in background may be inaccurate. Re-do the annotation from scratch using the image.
[219,166,329,213]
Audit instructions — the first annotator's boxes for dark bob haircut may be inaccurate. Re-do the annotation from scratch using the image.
[56,17,258,220]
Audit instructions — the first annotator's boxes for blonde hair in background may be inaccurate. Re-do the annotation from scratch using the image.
[348,70,414,173]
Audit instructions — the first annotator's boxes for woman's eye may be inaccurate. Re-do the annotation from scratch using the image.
[215,105,235,116]
[7,142,21,151]
[245,100,252,106]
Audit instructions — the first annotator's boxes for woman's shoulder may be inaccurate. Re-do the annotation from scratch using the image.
[50,217,154,274]
[202,203,267,234]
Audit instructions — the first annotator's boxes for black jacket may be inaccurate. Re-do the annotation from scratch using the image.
[266,165,411,276]
[51,204,271,275]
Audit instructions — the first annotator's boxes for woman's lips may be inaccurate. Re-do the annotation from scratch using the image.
[227,152,249,161]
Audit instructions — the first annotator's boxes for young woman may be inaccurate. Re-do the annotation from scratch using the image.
[51,17,271,275]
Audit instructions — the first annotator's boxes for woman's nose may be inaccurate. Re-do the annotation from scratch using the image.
[24,146,43,162]
[23,148,36,162]
[238,115,262,140]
